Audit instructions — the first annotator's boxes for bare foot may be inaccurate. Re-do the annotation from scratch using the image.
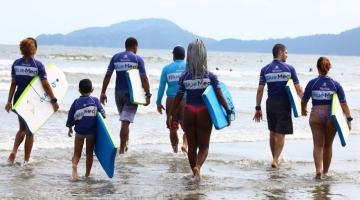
[72,166,79,181]
[7,152,16,164]
[315,171,322,179]
[172,145,178,153]
[119,145,129,155]
[119,147,126,154]
[181,146,188,154]
[22,161,29,166]
[271,160,278,168]
[322,171,330,179]
[192,167,201,181]
[85,173,90,178]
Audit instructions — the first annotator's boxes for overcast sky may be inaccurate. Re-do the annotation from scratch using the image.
[1,0,359,44]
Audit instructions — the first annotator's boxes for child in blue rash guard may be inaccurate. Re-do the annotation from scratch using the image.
[66,79,106,180]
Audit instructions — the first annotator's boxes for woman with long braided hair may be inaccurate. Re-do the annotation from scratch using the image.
[169,39,231,180]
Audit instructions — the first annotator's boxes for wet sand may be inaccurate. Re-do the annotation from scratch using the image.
[1,135,359,199]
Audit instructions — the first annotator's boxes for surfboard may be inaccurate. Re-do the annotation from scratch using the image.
[12,64,68,134]
[126,69,146,105]
[285,78,301,117]
[202,82,235,130]
[94,112,117,178]
[331,93,350,147]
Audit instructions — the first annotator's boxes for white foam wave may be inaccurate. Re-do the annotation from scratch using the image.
[66,80,257,91]
[0,83,10,91]
[41,54,111,61]
[297,71,317,76]
[0,59,13,66]
[213,70,259,77]
[63,67,106,75]
[0,71,11,77]
[343,85,360,92]
[58,104,158,116]
[63,67,163,77]
[38,54,170,63]
[0,77,11,81]
[67,83,114,90]
[222,80,258,90]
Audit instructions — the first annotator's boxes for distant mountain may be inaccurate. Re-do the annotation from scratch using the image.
[36,18,360,56]
[36,18,215,49]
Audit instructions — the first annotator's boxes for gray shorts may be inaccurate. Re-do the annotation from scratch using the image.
[115,90,138,123]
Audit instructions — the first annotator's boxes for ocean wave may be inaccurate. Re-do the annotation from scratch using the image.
[214,70,259,77]
[0,78,11,83]
[36,54,171,63]
[351,108,360,116]
[62,67,163,77]
[57,105,251,117]
[39,54,111,61]
[297,71,318,76]
[142,56,170,63]
[57,105,159,115]
[222,80,258,90]
[206,158,268,167]
[0,83,10,90]
[64,81,257,92]
[0,59,13,66]
[343,85,360,92]
[0,71,11,78]
[63,68,106,75]
[67,82,115,90]
[206,157,317,167]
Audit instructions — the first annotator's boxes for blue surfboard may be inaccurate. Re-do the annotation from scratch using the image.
[331,93,350,147]
[202,82,235,130]
[285,79,301,117]
[94,112,117,178]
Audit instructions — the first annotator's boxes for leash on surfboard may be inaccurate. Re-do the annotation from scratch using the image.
[30,85,52,103]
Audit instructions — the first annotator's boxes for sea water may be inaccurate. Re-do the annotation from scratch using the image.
[0,45,360,199]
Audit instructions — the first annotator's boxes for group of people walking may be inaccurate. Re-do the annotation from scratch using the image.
[253,44,352,178]
[5,37,352,181]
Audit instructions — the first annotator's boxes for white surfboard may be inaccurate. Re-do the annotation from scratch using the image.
[126,69,146,105]
[12,64,68,134]
[285,79,301,117]
[331,93,350,147]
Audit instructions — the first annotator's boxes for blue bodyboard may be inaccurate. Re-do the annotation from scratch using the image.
[285,79,301,118]
[202,82,235,130]
[94,112,117,178]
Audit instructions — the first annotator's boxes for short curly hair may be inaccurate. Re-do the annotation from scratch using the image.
[20,38,37,58]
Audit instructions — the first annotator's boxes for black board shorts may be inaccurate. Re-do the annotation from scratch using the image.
[266,98,293,134]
